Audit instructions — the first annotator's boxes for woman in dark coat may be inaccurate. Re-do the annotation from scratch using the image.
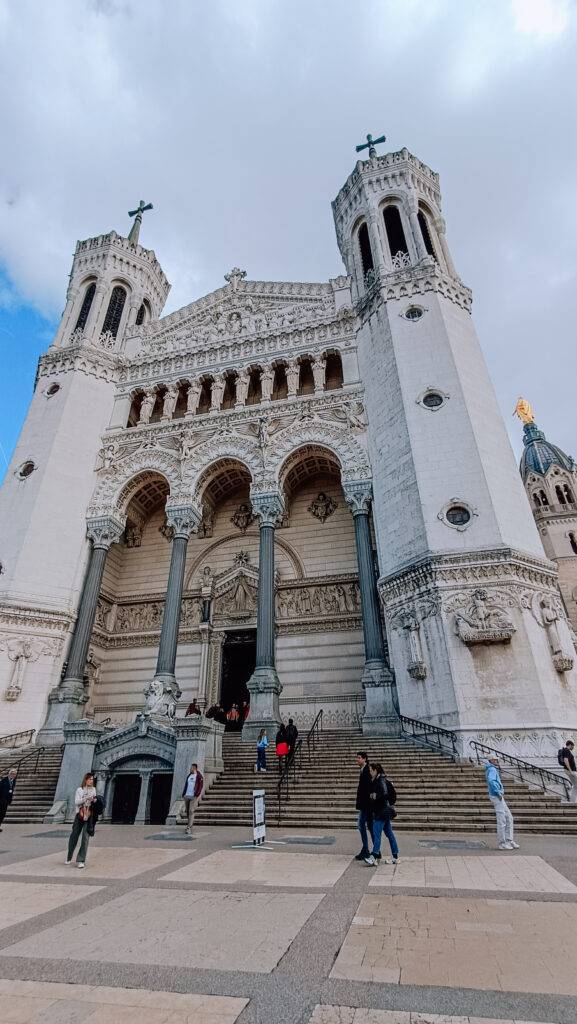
[364,762,399,866]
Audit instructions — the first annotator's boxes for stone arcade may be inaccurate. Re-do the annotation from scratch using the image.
[1,144,577,822]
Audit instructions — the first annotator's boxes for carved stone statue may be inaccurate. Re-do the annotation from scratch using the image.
[538,594,574,673]
[161,386,179,421]
[231,503,254,534]
[235,370,250,407]
[260,367,274,402]
[454,589,515,645]
[286,361,299,398]
[143,677,177,719]
[3,639,33,701]
[125,524,142,548]
[185,380,202,417]
[308,492,337,523]
[139,390,156,424]
[197,504,214,538]
[312,356,326,393]
[399,611,427,680]
[210,375,226,412]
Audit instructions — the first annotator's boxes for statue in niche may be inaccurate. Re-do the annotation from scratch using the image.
[185,380,202,416]
[308,492,337,523]
[235,370,250,406]
[3,639,33,701]
[454,589,515,645]
[231,505,254,533]
[138,391,156,424]
[286,362,299,397]
[197,505,214,539]
[537,594,574,673]
[161,386,178,420]
[124,523,142,548]
[260,367,274,402]
[399,610,427,681]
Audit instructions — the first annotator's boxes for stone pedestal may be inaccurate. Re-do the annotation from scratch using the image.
[244,667,282,742]
[44,719,107,823]
[361,661,399,736]
[36,686,89,747]
[166,716,224,824]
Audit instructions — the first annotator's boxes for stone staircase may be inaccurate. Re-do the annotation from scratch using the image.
[0,746,64,824]
[195,730,577,834]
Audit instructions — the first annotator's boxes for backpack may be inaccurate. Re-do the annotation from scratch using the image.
[386,780,397,805]
[558,748,567,767]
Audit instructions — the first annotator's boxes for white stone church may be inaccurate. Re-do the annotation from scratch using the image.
[2,143,577,793]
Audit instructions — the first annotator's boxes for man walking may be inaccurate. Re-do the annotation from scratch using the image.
[355,751,374,860]
[286,718,299,762]
[181,762,203,836]
[0,769,17,831]
[484,756,519,850]
[558,739,577,803]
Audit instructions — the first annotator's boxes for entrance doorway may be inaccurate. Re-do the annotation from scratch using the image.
[149,773,173,824]
[111,773,141,823]
[220,629,256,728]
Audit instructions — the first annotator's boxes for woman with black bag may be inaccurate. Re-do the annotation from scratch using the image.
[364,762,399,866]
[65,772,96,869]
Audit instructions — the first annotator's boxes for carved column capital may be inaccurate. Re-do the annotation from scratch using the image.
[250,491,285,528]
[86,516,125,550]
[165,504,202,539]
[343,480,373,517]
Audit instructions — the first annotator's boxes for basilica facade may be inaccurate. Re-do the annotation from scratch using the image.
[1,146,577,772]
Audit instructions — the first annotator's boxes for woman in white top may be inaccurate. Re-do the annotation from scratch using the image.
[66,772,96,868]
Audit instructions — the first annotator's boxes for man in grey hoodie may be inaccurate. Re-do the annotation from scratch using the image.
[484,756,519,850]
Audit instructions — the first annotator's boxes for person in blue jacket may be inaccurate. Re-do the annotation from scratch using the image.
[484,757,519,850]
[255,729,268,773]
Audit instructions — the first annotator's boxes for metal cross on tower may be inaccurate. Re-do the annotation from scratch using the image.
[127,200,153,245]
[355,133,386,159]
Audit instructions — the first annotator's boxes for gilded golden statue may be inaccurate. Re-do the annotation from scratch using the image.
[514,397,534,425]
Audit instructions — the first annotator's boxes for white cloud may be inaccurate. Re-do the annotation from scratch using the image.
[511,0,570,37]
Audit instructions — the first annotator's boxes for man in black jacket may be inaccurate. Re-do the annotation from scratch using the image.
[0,769,17,831]
[355,751,373,860]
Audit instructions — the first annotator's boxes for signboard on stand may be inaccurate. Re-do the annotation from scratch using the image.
[252,788,266,845]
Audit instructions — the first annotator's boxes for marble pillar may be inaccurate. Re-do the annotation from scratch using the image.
[243,491,284,741]
[343,481,398,735]
[37,517,124,746]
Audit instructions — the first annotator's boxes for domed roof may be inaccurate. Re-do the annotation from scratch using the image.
[520,422,576,479]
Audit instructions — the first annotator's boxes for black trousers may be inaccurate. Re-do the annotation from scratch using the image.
[0,800,9,826]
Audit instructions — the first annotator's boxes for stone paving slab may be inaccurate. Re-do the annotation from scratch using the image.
[0,978,248,1022]
[1,887,324,973]
[0,882,102,929]
[330,893,577,993]
[159,848,351,887]
[0,848,189,880]
[368,855,577,893]
[308,1009,552,1024]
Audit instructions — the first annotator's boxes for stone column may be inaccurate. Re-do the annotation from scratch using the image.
[84,283,107,338]
[243,491,284,741]
[343,482,398,735]
[367,211,387,276]
[134,770,152,823]
[143,505,200,717]
[37,517,124,746]
[407,196,428,262]
[434,216,457,277]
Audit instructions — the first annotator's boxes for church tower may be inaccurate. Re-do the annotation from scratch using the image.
[0,208,170,734]
[519,412,577,632]
[332,142,577,760]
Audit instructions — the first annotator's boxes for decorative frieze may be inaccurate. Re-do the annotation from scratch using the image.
[308,492,337,523]
[0,634,63,702]
[446,589,516,645]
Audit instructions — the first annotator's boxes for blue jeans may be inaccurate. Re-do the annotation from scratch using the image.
[256,747,267,771]
[357,810,374,852]
[372,817,398,859]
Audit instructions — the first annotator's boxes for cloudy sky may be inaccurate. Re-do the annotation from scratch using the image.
[0,0,576,478]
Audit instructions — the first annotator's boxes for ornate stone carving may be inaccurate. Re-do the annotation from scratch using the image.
[124,523,142,548]
[214,574,258,620]
[260,367,274,403]
[523,590,575,673]
[210,375,226,412]
[308,492,337,523]
[286,361,299,398]
[143,677,179,719]
[235,369,250,407]
[231,503,255,533]
[233,551,252,567]
[185,379,202,417]
[276,579,360,619]
[449,589,516,645]
[0,634,62,701]
[165,505,201,539]
[86,516,125,550]
[161,385,179,421]
[342,480,372,516]
[250,491,285,528]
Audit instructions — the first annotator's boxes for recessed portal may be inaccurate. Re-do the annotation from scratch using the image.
[220,629,256,728]
[149,773,173,824]
[111,773,141,824]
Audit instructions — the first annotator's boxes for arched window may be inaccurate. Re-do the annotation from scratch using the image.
[357,223,374,278]
[102,285,127,338]
[570,531,577,555]
[540,489,549,506]
[418,210,437,260]
[533,493,541,509]
[272,364,288,401]
[325,352,344,390]
[533,490,548,507]
[298,359,315,396]
[74,282,96,332]
[383,206,409,265]
[563,484,575,503]
[135,302,146,326]
[556,485,567,505]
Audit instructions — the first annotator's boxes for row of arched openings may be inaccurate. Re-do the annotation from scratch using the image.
[73,281,149,339]
[357,204,437,279]
[533,483,575,509]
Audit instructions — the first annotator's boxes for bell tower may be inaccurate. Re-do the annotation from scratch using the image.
[332,139,577,759]
[0,206,170,735]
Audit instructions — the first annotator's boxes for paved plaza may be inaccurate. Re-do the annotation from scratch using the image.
[0,825,575,1023]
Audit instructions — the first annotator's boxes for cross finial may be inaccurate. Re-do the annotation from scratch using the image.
[224,267,247,292]
[127,200,153,245]
[355,132,386,159]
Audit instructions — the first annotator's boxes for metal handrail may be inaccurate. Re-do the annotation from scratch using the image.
[399,714,458,760]
[0,729,35,749]
[469,740,571,801]
[277,738,303,824]
[0,745,45,778]
[305,709,323,760]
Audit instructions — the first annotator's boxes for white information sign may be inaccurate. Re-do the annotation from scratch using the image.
[252,788,266,844]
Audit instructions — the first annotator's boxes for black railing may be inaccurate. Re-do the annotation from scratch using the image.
[400,715,458,760]
[0,729,35,749]
[469,740,571,801]
[276,738,302,824]
[0,745,45,779]
[305,709,323,760]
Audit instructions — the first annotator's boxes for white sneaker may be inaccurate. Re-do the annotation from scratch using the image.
[509,841,520,849]
[364,855,376,866]
[65,859,72,865]
[261,769,267,773]
[185,828,192,836]
[498,843,514,850]
[77,863,85,869]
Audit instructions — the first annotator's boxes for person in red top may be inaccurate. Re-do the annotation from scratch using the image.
[181,763,204,836]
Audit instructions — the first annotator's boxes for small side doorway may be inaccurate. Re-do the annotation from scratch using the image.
[220,629,256,728]
[149,773,173,824]
[111,773,141,824]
